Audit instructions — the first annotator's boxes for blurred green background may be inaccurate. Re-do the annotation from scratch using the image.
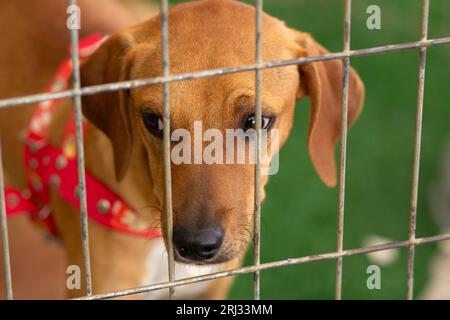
[161,0,450,299]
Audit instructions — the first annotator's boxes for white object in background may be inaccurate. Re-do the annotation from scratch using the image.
[363,235,399,266]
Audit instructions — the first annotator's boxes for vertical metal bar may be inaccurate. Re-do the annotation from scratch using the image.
[69,0,92,296]
[253,0,263,300]
[407,0,429,301]
[160,0,176,300]
[0,141,13,300]
[335,0,352,300]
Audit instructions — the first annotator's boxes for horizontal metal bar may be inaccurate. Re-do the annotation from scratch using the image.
[74,232,450,300]
[0,36,449,109]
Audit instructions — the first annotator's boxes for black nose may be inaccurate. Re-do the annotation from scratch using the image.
[173,225,224,261]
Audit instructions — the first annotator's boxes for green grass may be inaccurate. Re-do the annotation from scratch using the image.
[163,0,450,299]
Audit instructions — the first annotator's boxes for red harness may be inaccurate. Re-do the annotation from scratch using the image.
[4,34,161,239]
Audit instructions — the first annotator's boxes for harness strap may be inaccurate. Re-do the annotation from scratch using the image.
[4,34,161,239]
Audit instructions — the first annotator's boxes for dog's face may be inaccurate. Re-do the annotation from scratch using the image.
[81,0,364,265]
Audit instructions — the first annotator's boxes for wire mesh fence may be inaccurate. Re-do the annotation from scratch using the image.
[1,0,450,300]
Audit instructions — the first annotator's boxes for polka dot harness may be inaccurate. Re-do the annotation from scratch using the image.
[4,34,161,240]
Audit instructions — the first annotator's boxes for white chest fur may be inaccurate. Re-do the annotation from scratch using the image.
[140,239,219,299]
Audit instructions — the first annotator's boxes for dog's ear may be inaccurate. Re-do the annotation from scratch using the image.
[80,34,135,181]
[291,31,365,187]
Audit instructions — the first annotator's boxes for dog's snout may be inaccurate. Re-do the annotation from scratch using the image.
[173,225,224,262]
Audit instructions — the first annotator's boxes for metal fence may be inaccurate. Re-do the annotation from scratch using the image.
[1,0,450,300]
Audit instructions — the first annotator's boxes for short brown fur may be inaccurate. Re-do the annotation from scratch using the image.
[0,0,364,299]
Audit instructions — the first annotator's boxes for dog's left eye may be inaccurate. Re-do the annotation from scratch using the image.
[142,112,163,137]
[243,115,275,131]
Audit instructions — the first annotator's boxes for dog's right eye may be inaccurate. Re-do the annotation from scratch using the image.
[142,112,163,138]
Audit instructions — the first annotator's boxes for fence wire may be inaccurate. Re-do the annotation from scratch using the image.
[253,0,263,301]
[0,141,13,300]
[159,0,176,300]
[406,0,430,301]
[335,0,352,301]
[69,0,93,297]
[0,0,449,301]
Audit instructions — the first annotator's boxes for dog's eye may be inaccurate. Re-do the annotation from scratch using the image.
[142,112,163,137]
[243,114,275,131]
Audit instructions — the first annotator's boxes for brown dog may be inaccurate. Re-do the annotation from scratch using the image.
[0,0,364,299]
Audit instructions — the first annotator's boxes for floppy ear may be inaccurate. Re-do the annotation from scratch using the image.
[80,34,135,181]
[292,31,365,187]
